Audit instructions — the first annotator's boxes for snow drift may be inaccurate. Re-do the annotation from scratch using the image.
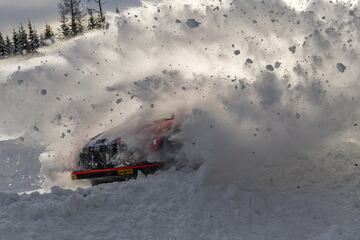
[1,0,360,239]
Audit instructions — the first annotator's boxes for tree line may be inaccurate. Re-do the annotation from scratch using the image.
[0,22,55,58]
[0,0,109,59]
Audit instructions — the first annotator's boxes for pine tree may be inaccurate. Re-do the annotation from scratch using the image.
[18,24,28,54]
[59,10,71,38]
[87,9,97,30]
[44,24,55,39]
[58,0,85,36]
[0,32,5,58]
[11,29,19,54]
[95,0,105,27]
[87,0,106,28]
[76,13,85,34]
[4,36,12,55]
[115,5,120,14]
[28,20,40,52]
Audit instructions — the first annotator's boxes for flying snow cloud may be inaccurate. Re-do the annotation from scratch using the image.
[1,0,360,190]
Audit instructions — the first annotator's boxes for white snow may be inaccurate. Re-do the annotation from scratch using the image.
[1,0,360,239]
[2,148,360,240]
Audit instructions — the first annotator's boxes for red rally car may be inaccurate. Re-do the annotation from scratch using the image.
[71,116,182,184]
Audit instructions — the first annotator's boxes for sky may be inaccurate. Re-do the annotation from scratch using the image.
[0,0,140,36]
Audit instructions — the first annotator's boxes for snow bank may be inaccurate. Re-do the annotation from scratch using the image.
[1,0,360,238]
[1,153,360,240]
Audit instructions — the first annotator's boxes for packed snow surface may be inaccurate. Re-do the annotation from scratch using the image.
[1,0,360,239]
[2,161,360,240]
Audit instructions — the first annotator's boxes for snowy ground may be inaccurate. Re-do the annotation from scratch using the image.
[1,146,360,240]
[2,0,360,239]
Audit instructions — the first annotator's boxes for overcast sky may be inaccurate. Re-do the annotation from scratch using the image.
[0,0,140,36]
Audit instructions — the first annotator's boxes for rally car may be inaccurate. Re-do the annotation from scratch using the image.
[71,115,182,185]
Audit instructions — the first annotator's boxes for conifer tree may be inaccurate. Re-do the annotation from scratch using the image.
[28,20,40,52]
[11,29,19,54]
[0,32,5,58]
[44,24,55,39]
[18,24,28,54]
[95,0,105,27]
[76,14,85,34]
[4,36,12,55]
[59,10,71,38]
[87,9,97,30]
[58,0,85,36]
[116,5,120,14]
[87,0,106,28]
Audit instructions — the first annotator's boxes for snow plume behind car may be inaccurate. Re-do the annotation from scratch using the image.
[0,0,360,196]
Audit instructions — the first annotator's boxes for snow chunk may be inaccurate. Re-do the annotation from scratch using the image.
[40,89,47,96]
[245,58,253,64]
[289,46,296,54]
[336,63,346,73]
[266,65,274,71]
[186,19,201,28]
[274,61,281,68]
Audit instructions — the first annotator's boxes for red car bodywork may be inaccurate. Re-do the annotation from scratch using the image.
[71,117,179,182]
